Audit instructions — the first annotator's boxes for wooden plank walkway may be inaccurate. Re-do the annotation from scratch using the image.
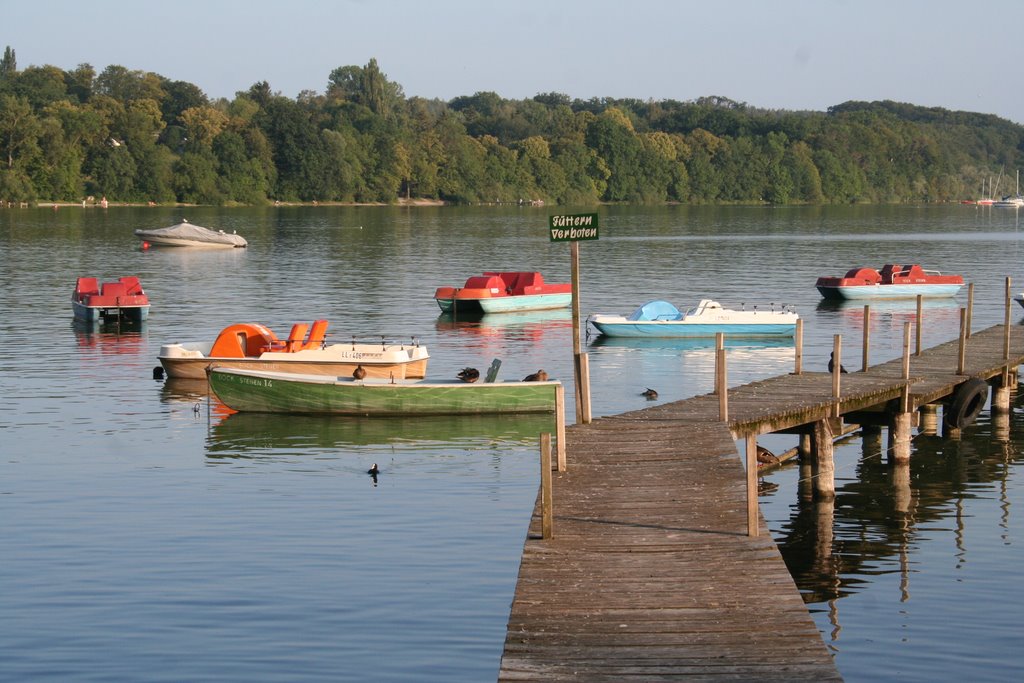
[499,324,1024,681]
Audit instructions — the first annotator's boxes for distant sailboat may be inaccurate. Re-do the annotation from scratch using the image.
[977,173,998,205]
[994,169,1024,208]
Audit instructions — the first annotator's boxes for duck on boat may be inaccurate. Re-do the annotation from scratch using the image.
[72,276,150,323]
[157,320,429,380]
[135,220,247,249]
[588,299,798,338]
[434,271,572,314]
[815,264,963,301]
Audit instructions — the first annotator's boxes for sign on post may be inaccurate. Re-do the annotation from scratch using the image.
[549,213,599,242]
[549,213,598,424]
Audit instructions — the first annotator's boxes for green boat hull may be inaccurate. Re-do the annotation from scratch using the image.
[209,367,559,416]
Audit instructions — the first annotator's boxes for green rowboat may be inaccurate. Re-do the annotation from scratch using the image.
[208,367,560,416]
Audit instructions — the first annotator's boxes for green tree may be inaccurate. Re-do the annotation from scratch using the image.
[0,94,41,170]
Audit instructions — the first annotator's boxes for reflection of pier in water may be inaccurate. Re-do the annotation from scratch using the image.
[770,410,1017,640]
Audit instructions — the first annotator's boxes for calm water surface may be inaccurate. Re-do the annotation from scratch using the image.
[1,204,1022,681]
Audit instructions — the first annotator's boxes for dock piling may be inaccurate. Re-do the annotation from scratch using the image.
[862,304,870,372]
[539,433,553,539]
[745,434,758,537]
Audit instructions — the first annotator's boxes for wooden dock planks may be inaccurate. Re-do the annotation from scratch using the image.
[500,412,842,681]
[500,324,1024,681]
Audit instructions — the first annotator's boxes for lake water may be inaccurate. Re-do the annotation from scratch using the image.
[1,204,1022,681]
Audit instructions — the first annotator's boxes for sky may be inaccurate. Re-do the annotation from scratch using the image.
[4,0,1024,124]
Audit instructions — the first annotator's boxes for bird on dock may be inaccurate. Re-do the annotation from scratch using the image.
[523,369,548,382]
[457,367,480,383]
[642,388,658,400]
[352,365,367,380]
[756,445,780,466]
[828,352,848,374]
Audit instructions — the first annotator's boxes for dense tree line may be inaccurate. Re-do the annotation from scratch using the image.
[1,47,1022,206]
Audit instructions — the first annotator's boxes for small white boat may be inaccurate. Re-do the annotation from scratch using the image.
[135,220,247,248]
[588,299,798,338]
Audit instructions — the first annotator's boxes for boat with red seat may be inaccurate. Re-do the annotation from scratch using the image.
[815,264,964,300]
[72,276,150,323]
[157,320,429,380]
[433,271,572,313]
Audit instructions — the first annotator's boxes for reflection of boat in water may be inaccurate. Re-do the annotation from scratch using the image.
[816,297,962,325]
[436,308,573,337]
[588,334,794,353]
[72,318,147,351]
[160,377,212,403]
[160,378,235,417]
[207,411,557,455]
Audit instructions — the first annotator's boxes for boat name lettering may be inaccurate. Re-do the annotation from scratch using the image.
[236,376,272,388]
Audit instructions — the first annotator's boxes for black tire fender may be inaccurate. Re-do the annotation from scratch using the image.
[945,378,989,429]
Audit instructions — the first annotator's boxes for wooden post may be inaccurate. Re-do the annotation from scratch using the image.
[889,412,912,463]
[717,347,728,422]
[794,318,803,375]
[1003,276,1012,363]
[578,352,592,424]
[570,241,587,424]
[915,294,923,356]
[540,433,553,539]
[812,419,835,500]
[831,335,841,419]
[901,322,911,413]
[555,383,566,472]
[957,307,967,375]
[966,282,974,339]
[862,304,870,372]
[714,332,724,393]
[745,434,759,537]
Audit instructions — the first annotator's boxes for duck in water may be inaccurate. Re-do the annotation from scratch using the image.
[353,365,367,380]
[457,367,479,383]
[642,388,658,400]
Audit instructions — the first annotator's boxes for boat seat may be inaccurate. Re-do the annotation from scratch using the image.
[75,277,100,296]
[302,319,329,350]
[484,358,502,383]
[879,264,902,284]
[285,323,310,352]
[101,281,127,298]
[119,276,144,296]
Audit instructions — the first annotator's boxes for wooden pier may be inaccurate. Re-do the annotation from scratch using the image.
[499,324,1024,681]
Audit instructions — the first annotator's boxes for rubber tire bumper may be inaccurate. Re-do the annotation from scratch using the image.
[945,378,989,429]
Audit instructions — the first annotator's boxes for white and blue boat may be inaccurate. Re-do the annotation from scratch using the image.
[588,299,798,339]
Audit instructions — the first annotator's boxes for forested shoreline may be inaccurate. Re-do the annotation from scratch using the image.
[1,47,1022,207]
